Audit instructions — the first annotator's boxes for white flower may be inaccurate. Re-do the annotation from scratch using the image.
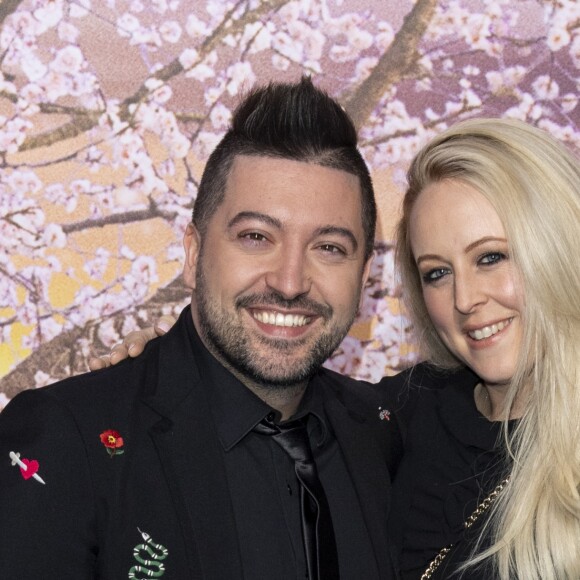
[152,0,168,14]
[70,0,91,18]
[159,20,182,43]
[185,14,209,39]
[210,103,231,130]
[376,21,394,51]
[43,224,66,248]
[179,48,199,70]
[51,46,84,75]
[117,13,141,37]
[0,393,10,412]
[130,0,144,12]
[547,26,571,52]
[532,75,559,100]
[97,318,121,349]
[226,62,256,96]
[34,370,54,388]
[7,169,42,194]
[561,93,578,113]
[58,21,80,43]
[22,56,47,81]
[33,0,64,29]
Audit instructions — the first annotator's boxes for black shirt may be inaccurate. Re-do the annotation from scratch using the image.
[186,314,380,580]
[388,370,510,580]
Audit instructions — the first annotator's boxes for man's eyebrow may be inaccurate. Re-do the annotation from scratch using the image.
[315,226,359,251]
[227,211,282,230]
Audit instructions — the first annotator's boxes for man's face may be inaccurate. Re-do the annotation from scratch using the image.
[183,155,372,389]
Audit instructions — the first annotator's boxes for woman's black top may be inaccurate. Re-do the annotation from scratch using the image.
[384,366,511,579]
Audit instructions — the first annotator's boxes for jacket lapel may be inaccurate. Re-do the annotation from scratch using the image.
[322,377,395,579]
[141,309,244,579]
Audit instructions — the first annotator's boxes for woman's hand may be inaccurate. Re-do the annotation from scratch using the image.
[88,315,176,370]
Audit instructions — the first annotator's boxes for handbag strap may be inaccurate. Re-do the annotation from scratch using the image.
[420,475,511,579]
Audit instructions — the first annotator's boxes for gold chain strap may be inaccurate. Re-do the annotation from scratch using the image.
[420,475,511,580]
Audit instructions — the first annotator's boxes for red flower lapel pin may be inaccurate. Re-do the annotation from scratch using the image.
[99,429,125,458]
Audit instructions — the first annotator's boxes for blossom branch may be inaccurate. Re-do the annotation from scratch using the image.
[344,0,438,128]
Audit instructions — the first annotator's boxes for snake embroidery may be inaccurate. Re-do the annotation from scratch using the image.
[128,528,169,579]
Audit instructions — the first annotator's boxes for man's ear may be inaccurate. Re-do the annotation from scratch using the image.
[359,250,375,308]
[183,223,201,290]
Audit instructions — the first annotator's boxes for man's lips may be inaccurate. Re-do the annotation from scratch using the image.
[466,317,513,341]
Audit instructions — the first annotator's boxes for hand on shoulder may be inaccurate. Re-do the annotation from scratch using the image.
[87,315,176,370]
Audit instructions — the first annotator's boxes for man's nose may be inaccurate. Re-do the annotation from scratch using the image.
[264,248,312,300]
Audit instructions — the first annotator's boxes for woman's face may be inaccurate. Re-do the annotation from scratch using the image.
[409,179,525,389]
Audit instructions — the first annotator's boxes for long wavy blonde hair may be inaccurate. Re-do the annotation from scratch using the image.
[396,118,580,579]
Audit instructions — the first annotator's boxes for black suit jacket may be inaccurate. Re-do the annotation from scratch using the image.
[0,308,402,579]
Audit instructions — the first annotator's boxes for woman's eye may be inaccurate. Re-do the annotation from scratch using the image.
[422,268,449,284]
[479,252,507,265]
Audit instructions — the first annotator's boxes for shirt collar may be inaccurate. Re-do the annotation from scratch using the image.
[184,313,329,451]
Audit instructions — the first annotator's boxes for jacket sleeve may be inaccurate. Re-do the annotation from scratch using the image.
[0,388,98,579]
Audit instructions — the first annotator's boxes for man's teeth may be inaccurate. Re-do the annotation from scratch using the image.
[253,311,310,327]
[468,319,510,341]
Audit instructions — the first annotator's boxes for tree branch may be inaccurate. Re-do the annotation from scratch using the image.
[17,0,288,153]
[0,0,22,27]
[0,276,191,399]
[343,0,438,128]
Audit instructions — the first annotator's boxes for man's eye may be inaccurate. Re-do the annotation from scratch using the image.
[479,251,507,265]
[240,232,267,243]
[318,243,346,255]
[422,268,449,284]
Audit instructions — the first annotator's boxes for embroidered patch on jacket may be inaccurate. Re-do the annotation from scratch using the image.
[9,451,46,484]
[128,528,169,579]
[378,407,391,421]
[99,429,125,458]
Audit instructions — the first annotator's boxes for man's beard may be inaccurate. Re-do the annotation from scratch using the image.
[195,259,358,389]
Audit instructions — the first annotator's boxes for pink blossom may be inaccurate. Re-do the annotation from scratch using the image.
[51,45,84,75]
[22,56,47,81]
[0,393,10,412]
[179,48,199,70]
[160,20,182,43]
[532,75,559,100]
[185,14,209,39]
[117,13,140,37]
[226,62,256,96]
[58,21,79,43]
[43,224,66,248]
[34,371,54,388]
[70,0,91,19]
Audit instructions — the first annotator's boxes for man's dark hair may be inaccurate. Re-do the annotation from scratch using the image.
[192,76,377,260]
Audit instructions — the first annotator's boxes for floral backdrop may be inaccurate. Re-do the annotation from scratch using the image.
[1,0,578,407]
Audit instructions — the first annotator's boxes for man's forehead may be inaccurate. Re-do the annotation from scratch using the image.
[223,154,363,204]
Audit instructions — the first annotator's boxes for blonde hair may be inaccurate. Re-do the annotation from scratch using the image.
[396,118,580,579]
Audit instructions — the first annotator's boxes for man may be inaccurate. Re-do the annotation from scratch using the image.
[0,78,401,579]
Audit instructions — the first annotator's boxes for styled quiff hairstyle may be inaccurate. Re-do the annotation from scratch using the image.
[193,77,377,260]
[396,118,580,579]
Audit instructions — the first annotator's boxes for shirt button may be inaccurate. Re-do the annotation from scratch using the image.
[266,412,275,421]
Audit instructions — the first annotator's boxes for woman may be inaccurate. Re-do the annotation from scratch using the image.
[390,118,580,579]
[92,118,580,578]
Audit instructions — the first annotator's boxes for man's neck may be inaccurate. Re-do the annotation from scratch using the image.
[192,317,309,420]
